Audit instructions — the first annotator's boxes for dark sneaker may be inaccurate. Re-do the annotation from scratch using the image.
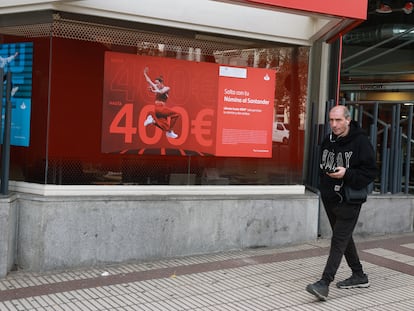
[306,280,329,301]
[336,273,370,289]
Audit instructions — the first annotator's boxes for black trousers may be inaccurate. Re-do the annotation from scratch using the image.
[321,199,364,283]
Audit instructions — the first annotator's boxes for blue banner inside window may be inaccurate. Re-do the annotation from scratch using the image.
[1,42,33,147]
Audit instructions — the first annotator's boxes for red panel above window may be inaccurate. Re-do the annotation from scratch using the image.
[245,0,367,20]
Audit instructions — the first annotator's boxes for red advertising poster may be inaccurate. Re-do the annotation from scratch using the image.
[102,52,275,158]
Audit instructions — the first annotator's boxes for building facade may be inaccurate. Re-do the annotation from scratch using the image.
[1,0,413,277]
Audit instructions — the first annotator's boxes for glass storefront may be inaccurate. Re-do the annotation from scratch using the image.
[2,14,310,185]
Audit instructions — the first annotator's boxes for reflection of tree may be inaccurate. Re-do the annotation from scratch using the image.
[230,47,309,127]
[274,47,309,128]
[182,45,309,127]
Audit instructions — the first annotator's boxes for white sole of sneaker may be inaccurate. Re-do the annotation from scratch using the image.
[337,282,370,289]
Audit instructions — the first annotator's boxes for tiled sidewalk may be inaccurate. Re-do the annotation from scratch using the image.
[1,233,414,310]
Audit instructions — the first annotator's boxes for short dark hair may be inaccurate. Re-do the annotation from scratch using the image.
[155,76,164,83]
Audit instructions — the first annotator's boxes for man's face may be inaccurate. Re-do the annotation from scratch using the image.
[329,107,350,137]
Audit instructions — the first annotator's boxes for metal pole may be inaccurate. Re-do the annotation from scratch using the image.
[396,126,402,193]
[391,105,401,193]
[358,104,363,128]
[381,126,389,194]
[389,105,396,193]
[325,100,334,137]
[0,68,3,142]
[372,102,379,153]
[404,105,413,194]
[1,72,12,195]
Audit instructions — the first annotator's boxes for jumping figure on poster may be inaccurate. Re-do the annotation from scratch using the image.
[0,51,19,97]
[143,67,180,139]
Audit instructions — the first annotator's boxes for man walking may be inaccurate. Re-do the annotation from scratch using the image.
[306,105,377,301]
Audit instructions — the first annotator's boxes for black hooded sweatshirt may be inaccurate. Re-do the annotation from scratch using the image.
[319,120,377,203]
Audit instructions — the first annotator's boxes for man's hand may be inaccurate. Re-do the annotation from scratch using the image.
[327,166,346,179]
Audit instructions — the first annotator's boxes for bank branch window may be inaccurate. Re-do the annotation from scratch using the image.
[3,19,309,186]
